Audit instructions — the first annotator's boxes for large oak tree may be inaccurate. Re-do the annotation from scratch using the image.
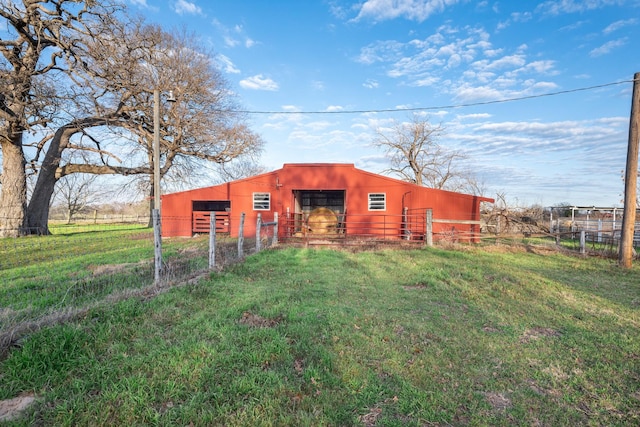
[1,5,263,235]
[0,0,121,236]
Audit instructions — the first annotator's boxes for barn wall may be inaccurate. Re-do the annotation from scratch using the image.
[161,163,492,240]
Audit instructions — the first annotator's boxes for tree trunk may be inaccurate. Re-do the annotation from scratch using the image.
[26,126,73,235]
[0,134,28,237]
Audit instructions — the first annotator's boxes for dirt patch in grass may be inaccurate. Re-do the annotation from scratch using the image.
[526,378,562,398]
[87,263,132,276]
[484,391,512,411]
[88,260,151,277]
[359,397,400,426]
[239,311,283,328]
[402,282,428,290]
[520,327,561,343]
[0,393,36,422]
[127,232,152,241]
[359,406,382,426]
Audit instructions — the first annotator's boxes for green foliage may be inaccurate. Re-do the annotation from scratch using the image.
[1,245,639,426]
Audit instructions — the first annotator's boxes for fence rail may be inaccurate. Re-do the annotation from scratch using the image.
[550,218,640,247]
[278,210,483,244]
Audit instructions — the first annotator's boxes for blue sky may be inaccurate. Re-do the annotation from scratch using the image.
[130,0,640,207]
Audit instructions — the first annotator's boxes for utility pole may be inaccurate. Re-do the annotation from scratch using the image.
[619,72,640,268]
[153,90,161,211]
[153,89,161,283]
[152,89,175,283]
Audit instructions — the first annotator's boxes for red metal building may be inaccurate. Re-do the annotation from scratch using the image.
[161,163,493,242]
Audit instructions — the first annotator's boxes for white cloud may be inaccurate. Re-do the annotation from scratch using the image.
[589,37,628,57]
[326,105,344,112]
[458,117,627,158]
[363,79,379,89]
[353,0,463,22]
[307,120,334,130]
[223,36,239,48]
[357,24,558,101]
[174,0,202,15]
[356,40,404,65]
[455,113,493,120]
[312,80,326,91]
[213,19,256,49]
[496,11,533,31]
[603,18,637,34]
[475,54,527,71]
[521,60,556,74]
[263,107,303,131]
[216,54,240,74]
[536,0,627,16]
[414,76,440,86]
[129,0,160,11]
[239,74,279,91]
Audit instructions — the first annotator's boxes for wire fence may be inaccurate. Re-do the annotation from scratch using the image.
[482,215,640,258]
[2,210,637,354]
[550,218,640,257]
[0,214,278,356]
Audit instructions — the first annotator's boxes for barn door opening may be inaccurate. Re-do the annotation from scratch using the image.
[293,190,345,214]
[292,190,345,234]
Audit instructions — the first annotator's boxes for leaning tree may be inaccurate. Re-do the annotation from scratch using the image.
[0,0,122,236]
[25,21,264,233]
[25,17,163,233]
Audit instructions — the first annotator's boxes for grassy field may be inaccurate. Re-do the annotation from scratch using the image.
[1,236,639,426]
[0,224,220,326]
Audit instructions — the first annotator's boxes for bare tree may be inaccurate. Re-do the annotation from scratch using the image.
[25,18,165,233]
[373,114,472,191]
[0,0,121,236]
[216,158,269,183]
[24,22,264,233]
[52,173,102,223]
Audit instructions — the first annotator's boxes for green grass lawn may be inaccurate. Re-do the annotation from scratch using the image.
[1,243,639,426]
[0,225,216,321]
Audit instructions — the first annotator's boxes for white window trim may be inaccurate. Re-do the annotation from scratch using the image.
[253,192,271,211]
[368,193,386,211]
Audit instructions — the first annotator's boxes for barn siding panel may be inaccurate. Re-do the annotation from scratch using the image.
[161,163,492,240]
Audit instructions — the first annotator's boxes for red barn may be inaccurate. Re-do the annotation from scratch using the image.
[161,163,493,242]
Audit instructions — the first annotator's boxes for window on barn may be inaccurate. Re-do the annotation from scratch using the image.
[253,192,271,210]
[368,193,386,211]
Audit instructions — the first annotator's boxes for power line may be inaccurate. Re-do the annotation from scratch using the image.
[230,79,634,115]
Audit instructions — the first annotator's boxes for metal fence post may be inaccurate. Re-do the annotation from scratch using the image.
[153,209,162,284]
[580,230,586,255]
[209,212,216,269]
